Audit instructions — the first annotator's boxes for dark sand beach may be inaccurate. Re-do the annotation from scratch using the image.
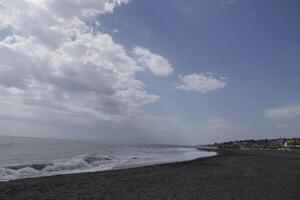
[0,149,299,200]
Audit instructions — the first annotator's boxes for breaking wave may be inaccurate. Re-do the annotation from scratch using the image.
[0,148,216,181]
[0,153,115,181]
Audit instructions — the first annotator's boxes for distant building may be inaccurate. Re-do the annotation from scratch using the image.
[214,137,300,151]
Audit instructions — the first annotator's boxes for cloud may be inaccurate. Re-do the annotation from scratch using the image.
[132,46,174,77]
[1,0,213,145]
[175,73,226,93]
[264,104,300,119]
[0,0,240,145]
[0,0,166,125]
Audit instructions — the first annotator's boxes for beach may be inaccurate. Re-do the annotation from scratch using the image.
[0,149,299,200]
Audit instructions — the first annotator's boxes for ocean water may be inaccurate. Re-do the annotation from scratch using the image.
[0,135,216,181]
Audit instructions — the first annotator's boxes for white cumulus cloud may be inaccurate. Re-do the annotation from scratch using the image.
[0,0,168,126]
[132,46,174,77]
[175,73,226,93]
[0,0,237,145]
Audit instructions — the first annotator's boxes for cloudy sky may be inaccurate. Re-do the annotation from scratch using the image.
[0,0,299,145]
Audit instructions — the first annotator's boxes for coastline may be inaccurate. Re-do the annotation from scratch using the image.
[1,149,299,200]
[0,148,215,181]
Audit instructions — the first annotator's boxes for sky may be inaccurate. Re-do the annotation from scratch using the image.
[0,0,299,145]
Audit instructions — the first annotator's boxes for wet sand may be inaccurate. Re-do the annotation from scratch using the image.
[0,149,299,200]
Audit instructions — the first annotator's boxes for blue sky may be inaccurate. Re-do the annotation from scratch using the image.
[0,0,299,144]
[99,0,300,137]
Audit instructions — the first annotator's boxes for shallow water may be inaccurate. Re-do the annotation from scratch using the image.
[0,135,216,181]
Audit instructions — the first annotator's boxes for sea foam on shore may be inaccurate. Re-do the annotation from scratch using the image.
[0,136,216,181]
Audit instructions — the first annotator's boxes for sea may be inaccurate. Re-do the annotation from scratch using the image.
[0,135,216,181]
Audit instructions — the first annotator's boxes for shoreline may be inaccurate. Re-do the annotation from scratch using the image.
[1,149,299,200]
[0,148,216,182]
[110,149,218,171]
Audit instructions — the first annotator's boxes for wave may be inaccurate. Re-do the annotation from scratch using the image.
[0,148,216,181]
[0,153,115,181]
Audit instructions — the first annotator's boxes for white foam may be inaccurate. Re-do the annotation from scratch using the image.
[0,148,216,181]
